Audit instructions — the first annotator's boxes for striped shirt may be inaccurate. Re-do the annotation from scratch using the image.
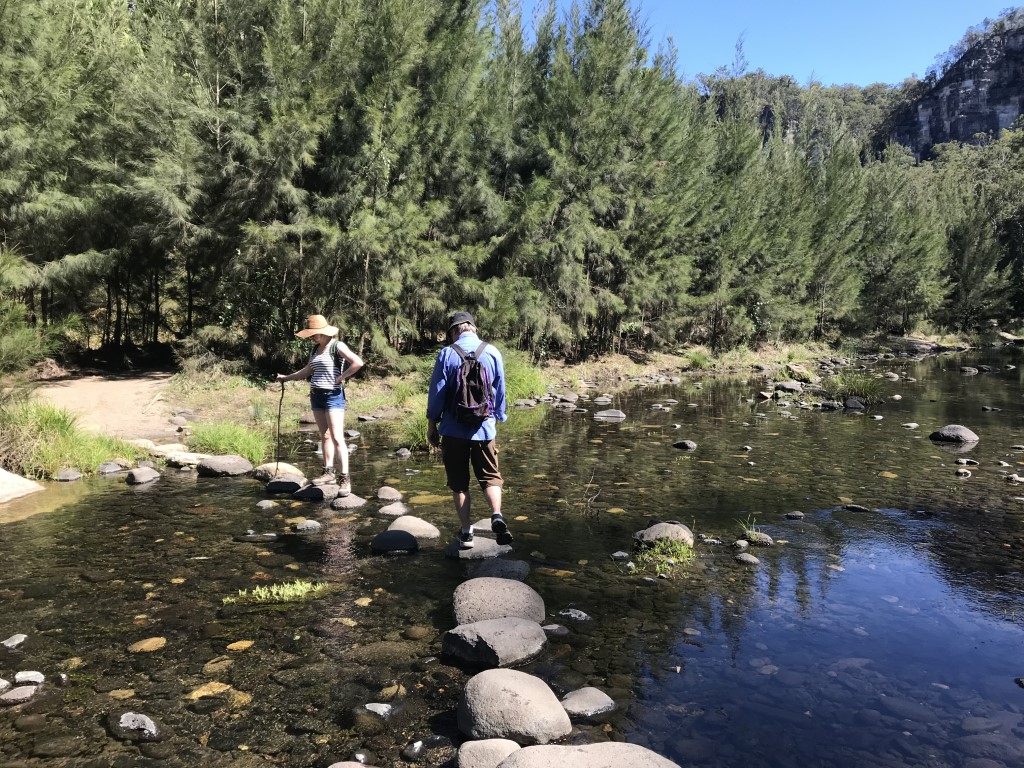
[309,345,343,389]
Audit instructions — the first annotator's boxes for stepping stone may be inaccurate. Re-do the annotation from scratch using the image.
[371,529,419,554]
[266,474,306,494]
[331,494,367,510]
[443,618,547,668]
[453,577,545,625]
[445,538,514,560]
[126,467,160,485]
[388,516,440,540]
[197,455,254,477]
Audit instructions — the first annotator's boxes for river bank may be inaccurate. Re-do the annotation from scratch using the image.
[15,334,974,483]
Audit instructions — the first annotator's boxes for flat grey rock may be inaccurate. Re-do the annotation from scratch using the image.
[55,469,83,482]
[560,687,617,719]
[14,671,44,685]
[672,440,698,451]
[735,552,760,565]
[454,577,545,625]
[0,686,38,706]
[593,409,626,421]
[293,519,323,533]
[443,617,547,668]
[457,669,571,745]
[496,742,680,767]
[197,455,254,477]
[444,538,514,560]
[457,738,520,768]
[126,467,160,485]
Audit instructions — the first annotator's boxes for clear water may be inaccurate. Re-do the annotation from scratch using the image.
[2,351,1024,767]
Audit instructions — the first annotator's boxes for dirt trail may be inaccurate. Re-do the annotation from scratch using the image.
[34,372,179,441]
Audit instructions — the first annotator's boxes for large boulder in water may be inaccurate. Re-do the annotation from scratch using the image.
[457,669,571,745]
[929,424,980,444]
[442,617,547,668]
[453,578,545,625]
[197,455,253,477]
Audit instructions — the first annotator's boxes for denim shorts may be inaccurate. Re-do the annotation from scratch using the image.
[309,387,346,411]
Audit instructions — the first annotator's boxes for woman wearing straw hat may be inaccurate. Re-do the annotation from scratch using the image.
[276,314,363,494]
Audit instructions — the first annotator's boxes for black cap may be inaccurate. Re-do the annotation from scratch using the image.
[447,311,475,331]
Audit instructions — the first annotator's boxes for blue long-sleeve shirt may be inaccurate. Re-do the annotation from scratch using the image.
[426,332,507,440]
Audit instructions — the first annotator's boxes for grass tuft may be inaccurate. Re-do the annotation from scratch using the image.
[223,579,331,604]
[188,421,271,464]
[0,400,138,479]
[821,371,885,403]
[633,538,694,578]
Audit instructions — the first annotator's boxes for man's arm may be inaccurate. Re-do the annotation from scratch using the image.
[491,348,507,422]
[426,349,449,446]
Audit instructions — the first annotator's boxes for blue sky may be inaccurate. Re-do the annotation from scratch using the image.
[518,1,1018,86]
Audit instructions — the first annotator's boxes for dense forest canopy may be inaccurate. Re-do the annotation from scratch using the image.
[1,0,1023,369]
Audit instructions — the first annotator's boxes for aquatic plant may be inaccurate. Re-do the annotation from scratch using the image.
[738,513,762,539]
[223,579,331,605]
[821,371,885,403]
[0,400,137,478]
[683,348,712,370]
[188,421,271,464]
[633,538,694,578]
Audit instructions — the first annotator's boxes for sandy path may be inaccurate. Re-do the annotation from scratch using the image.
[33,372,179,441]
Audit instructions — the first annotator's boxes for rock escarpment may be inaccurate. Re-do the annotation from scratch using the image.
[888,26,1024,156]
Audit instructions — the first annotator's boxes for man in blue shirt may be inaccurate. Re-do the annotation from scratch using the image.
[426,311,513,549]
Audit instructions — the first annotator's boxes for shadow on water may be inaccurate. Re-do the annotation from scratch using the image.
[1,350,1024,766]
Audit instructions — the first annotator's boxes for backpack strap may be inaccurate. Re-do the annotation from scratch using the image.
[473,341,488,359]
[328,340,345,380]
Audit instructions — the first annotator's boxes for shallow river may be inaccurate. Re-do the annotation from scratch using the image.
[2,351,1023,767]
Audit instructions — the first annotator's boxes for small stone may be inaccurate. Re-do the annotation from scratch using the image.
[558,608,592,622]
[2,633,28,649]
[365,703,393,718]
[735,553,760,565]
[543,624,570,637]
[293,519,323,533]
[785,511,804,520]
[128,637,167,653]
[0,686,38,705]
[14,671,44,685]
[610,551,631,561]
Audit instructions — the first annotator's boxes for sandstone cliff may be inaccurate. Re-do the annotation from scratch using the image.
[887,26,1024,156]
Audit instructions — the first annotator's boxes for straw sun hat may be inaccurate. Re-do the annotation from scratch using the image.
[295,314,339,339]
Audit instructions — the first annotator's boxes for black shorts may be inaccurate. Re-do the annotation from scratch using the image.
[440,437,504,492]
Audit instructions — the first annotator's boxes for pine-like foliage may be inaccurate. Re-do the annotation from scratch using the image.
[1,0,1020,366]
